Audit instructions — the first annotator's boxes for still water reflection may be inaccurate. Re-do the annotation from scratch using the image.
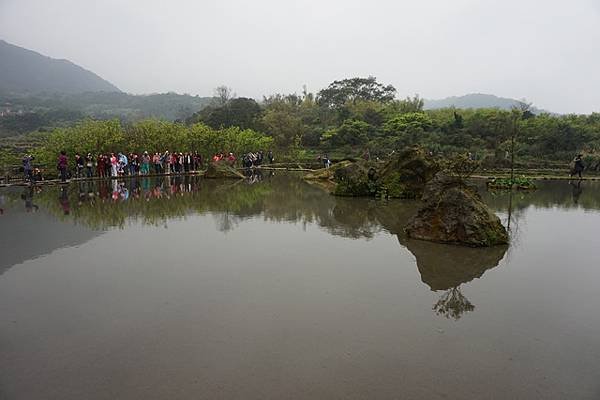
[1,175,599,399]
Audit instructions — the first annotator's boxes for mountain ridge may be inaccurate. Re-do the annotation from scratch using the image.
[424,93,548,113]
[0,39,120,94]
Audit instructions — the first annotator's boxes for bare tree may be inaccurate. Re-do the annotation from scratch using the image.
[213,85,235,106]
[516,98,533,113]
[508,100,532,184]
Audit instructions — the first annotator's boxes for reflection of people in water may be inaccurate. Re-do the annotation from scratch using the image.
[78,183,87,206]
[109,180,131,201]
[245,168,263,184]
[21,187,39,212]
[570,180,583,204]
[120,184,129,201]
[59,187,70,215]
[98,179,109,200]
[112,179,120,201]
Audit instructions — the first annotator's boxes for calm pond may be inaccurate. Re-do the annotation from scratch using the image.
[1,174,599,399]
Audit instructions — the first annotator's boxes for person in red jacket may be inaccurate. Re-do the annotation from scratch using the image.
[227,152,236,166]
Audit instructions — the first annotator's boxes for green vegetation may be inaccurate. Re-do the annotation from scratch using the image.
[184,77,600,169]
[34,119,273,166]
[487,176,537,190]
[0,92,213,137]
[3,76,600,171]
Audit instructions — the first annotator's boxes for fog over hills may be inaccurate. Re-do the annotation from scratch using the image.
[424,93,547,113]
[0,40,552,120]
[0,39,120,95]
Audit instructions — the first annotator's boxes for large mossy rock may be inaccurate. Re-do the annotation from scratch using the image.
[377,147,439,199]
[405,173,508,247]
[203,162,245,179]
[331,161,379,197]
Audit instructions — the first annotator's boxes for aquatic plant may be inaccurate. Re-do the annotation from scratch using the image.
[486,176,536,190]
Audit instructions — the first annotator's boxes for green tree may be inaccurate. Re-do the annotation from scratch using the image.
[317,76,396,109]
[36,119,124,165]
[126,119,187,152]
[383,95,425,115]
[383,112,433,134]
[190,97,262,130]
[323,119,372,147]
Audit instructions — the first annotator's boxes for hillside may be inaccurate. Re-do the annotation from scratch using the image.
[424,93,546,113]
[0,39,120,94]
[0,92,214,137]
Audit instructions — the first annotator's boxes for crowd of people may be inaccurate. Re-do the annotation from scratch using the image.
[18,149,588,184]
[72,151,205,180]
[210,150,274,168]
[18,150,275,183]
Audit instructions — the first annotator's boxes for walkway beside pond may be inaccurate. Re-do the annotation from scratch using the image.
[3,164,600,188]
[0,165,318,187]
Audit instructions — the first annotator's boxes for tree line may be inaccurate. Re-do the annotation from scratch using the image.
[6,76,600,170]
[187,78,600,169]
[34,119,273,166]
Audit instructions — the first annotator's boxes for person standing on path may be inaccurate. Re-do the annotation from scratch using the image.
[110,153,118,177]
[97,154,107,178]
[570,154,585,179]
[163,151,171,174]
[118,153,128,176]
[57,151,68,182]
[141,152,151,175]
[153,153,162,174]
[75,153,85,178]
[22,154,34,183]
[85,153,94,178]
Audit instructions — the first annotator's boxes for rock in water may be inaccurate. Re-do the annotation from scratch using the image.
[331,161,379,197]
[203,162,245,179]
[377,147,440,199]
[405,173,508,246]
[325,147,439,198]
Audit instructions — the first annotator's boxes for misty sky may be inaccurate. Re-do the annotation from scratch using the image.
[1,0,599,113]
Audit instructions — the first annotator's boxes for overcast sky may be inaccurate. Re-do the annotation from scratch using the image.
[1,0,599,113]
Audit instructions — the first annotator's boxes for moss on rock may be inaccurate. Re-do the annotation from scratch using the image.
[331,161,379,197]
[377,147,440,199]
[310,147,439,198]
[405,173,508,247]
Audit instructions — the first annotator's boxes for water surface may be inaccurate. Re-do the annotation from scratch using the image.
[1,175,599,399]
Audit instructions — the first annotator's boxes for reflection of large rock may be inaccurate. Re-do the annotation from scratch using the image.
[203,162,245,179]
[372,193,507,289]
[401,237,508,290]
[377,147,439,199]
[405,173,509,247]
